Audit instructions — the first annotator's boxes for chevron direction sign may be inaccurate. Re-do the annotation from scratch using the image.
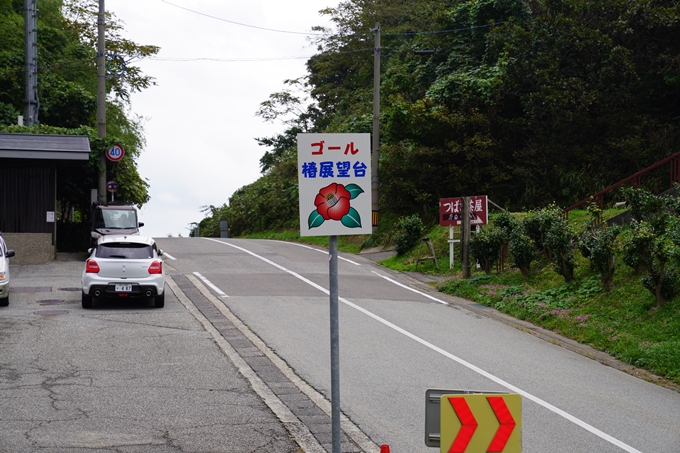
[440,393,522,453]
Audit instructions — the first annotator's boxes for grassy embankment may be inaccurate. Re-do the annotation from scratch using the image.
[243,209,680,389]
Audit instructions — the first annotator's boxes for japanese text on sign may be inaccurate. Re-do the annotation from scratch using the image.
[301,140,368,179]
[439,196,488,226]
[310,140,360,155]
[301,161,367,178]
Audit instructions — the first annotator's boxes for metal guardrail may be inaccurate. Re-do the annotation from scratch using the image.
[564,151,680,217]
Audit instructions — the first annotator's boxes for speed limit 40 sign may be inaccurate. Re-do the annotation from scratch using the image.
[106,143,125,162]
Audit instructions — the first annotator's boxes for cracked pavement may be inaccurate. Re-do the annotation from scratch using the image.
[0,260,302,452]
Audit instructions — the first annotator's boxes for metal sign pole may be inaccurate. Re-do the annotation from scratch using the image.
[329,235,341,453]
[449,226,454,269]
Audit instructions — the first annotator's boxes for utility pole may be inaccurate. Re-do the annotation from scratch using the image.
[24,0,38,126]
[371,23,381,231]
[97,0,107,205]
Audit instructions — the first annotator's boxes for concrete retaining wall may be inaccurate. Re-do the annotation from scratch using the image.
[2,233,54,264]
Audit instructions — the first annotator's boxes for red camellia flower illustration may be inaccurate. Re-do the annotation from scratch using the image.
[314,183,351,221]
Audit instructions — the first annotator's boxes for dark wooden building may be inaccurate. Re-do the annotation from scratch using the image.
[0,134,90,263]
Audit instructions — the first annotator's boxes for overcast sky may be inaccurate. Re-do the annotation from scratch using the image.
[107,0,335,237]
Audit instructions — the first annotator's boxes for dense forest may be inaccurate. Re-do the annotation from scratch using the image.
[200,0,680,238]
[0,0,157,224]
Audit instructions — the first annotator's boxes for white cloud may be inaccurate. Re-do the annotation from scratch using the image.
[108,0,333,237]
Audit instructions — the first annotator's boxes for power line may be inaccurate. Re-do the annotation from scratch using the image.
[147,55,313,62]
[160,0,325,36]
[160,1,508,39]
[144,47,374,63]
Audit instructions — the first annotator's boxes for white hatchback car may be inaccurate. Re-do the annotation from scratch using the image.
[0,235,16,307]
[81,235,165,309]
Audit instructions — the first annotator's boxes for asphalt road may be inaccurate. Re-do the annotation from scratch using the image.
[2,237,679,453]
[0,258,302,452]
[155,237,680,453]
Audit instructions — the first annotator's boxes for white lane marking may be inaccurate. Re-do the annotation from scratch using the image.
[371,271,449,305]
[184,273,379,453]
[270,240,361,266]
[162,252,177,260]
[192,272,228,297]
[204,237,643,453]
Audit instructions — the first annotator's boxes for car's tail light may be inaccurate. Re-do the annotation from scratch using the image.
[148,260,162,274]
[85,259,100,273]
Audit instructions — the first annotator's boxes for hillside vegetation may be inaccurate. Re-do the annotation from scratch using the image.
[197,0,680,237]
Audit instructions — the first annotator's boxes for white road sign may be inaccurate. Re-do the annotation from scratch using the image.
[297,133,372,236]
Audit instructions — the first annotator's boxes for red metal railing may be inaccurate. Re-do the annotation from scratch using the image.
[564,151,680,217]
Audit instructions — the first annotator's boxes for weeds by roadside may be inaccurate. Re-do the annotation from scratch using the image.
[434,256,680,388]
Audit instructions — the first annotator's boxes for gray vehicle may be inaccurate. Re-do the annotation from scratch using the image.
[91,204,144,246]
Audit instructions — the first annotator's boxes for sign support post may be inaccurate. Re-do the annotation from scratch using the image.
[449,227,453,269]
[297,133,372,453]
[106,180,117,203]
[448,226,460,269]
[329,235,341,452]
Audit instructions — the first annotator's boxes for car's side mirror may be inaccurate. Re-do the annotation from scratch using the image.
[87,248,93,254]
[138,222,145,227]
[158,249,164,257]
[6,250,14,258]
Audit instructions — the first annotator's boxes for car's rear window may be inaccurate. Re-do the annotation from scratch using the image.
[96,243,154,259]
[94,209,137,229]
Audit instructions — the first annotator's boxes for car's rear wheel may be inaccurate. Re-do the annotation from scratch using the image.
[0,296,8,307]
[81,292,93,309]
[154,291,165,308]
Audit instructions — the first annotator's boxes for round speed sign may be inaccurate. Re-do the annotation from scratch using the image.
[106,143,125,162]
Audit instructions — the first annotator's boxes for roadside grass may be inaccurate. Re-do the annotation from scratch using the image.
[434,259,680,386]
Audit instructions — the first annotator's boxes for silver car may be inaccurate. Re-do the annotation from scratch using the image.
[0,235,15,307]
[81,235,165,309]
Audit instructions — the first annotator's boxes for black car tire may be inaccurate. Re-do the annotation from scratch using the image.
[154,291,165,308]
[82,292,93,309]
[0,296,8,307]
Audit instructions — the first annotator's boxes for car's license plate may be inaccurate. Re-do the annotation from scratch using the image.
[115,284,132,292]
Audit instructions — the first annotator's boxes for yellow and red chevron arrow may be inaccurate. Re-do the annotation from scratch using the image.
[448,397,478,452]
[486,396,517,452]
[441,393,522,453]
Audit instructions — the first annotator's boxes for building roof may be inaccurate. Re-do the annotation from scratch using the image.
[0,133,91,160]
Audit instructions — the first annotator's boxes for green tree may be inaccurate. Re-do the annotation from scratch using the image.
[621,188,680,307]
[204,0,680,238]
[579,205,621,291]
[470,226,506,274]
[197,204,230,237]
[0,1,157,253]
[509,226,534,277]
[393,214,424,256]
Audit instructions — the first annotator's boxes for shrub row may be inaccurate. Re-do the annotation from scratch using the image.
[468,188,680,308]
